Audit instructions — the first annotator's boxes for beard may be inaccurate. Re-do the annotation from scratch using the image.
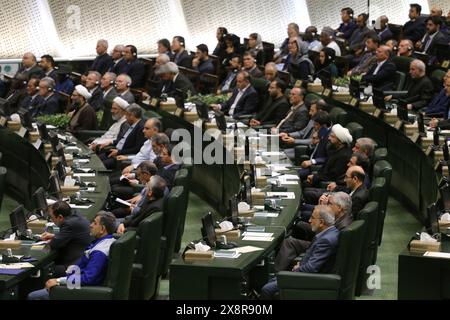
[112,113,121,121]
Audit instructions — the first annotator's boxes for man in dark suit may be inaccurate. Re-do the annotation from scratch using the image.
[274,87,309,133]
[171,36,192,69]
[114,74,135,104]
[100,72,118,106]
[90,39,113,75]
[85,71,104,111]
[15,52,44,80]
[99,104,146,169]
[157,62,196,97]
[261,205,340,299]
[211,71,258,118]
[428,77,450,129]
[403,4,426,44]
[40,201,91,276]
[36,77,61,115]
[20,78,44,115]
[249,79,290,127]
[376,15,393,42]
[157,144,180,190]
[416,16,448,59]
[362,45,397,91]
[345,166,370,219]
[117,175,167,233]
[218,54,242,94]
[39,55,57,82]
[387,59,434,111]
[108,44,128,75]
[123,45,146,88]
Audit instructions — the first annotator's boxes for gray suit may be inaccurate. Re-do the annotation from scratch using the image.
[120,90,135,104]
[278,104,309,133]
[283,119,315,160]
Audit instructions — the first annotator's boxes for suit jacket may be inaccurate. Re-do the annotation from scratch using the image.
[421,31,448,57]
[403,75,434,110]
[125,59,146,88]
[362,59,397,91]
[255,95,290,125]
[403,18,426,43]
[20,94,44,116]
[113,118,146,155]
[103,87,118,105]
[348,27,373,51]
[124,197,165,229]
[48,212,92,268]
[108,58,128,75]
[69,103,98,133]
[378,27,393,43]
[315,145,352,184]
[157,163,180,190]
[88,86,104,111]
[119,90,135,104]
[351,185,370,219]
[221,86,259,118]
[173,50,192,69]
[90,53,113,75]
[290,119,314,142]
[298,226,340,273]
[310,127,330,165]
[38,93,61,115]
[16,64,44,80]
[278,104,309,133]
[45,69,58,82]
[162,73,196,97]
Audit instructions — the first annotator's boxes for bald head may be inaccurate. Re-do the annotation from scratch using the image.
[346,165,365,190]
[22,52,37,68]
[375,45,390,62]
[430,6,443,17]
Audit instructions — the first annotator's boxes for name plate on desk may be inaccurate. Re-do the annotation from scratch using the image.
[184,250,214,262]
[394,120,403,131]
[0,240,22,249]
[409,240,441,253]
[373,109,382,118]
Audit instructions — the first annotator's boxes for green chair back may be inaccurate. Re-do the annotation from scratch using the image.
[0,167,6,211]
[99,99,114,130]
[130,212,163,300]
[173,169,191,253]
[372,160,392,246]
[394,71,407,91]
[345,122,364,144]
[329,107,348,126]
[373,148,388,162]
[250,77,270,113]
[392,56,414,74]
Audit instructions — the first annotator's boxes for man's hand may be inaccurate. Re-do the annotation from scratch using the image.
[117,224,125,235]
[327,182,337,192]
[98,142,110,150]
[67,110,75,118]
[306,174,314,185]
[279,132,288,139]
[319,193,330,205]
[45,279,59,290]
[116,155,128,161]
[210,104,221,112]
[415,41,422,50]
[292,262,300,272]
[40,232,55,241]
[407,104,413,110]
[301,160,312,168]
[129,194,142,205]
[192,57,200,67]
[89,143,97,151]
[384,95,392,102]
[128,179,139,187]
[249,119,260,127]
[347,70,352,77]
[141,92,150,101]
[429,118,438,128]
[122,165,134,175]
[108,149,119,158]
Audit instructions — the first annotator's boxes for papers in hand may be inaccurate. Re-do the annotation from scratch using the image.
[115,198,132,207]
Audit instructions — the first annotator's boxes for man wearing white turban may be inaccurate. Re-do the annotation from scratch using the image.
[68,85,97,134]
[303,123,353,204]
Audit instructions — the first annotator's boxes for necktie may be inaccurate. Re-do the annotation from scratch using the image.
[423,34,431,52]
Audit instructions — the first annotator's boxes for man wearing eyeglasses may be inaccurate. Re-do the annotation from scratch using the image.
[261,205,340,299]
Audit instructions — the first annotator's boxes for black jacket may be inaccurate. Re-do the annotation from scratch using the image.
[113,119,146,155]
[125,59,146,88]
[48,212,92,268]
[37,93,62,115]
[124,197,165,229]
[403,75,434,110]
[255,95,290,125]
[90,53,113,75]
[173,50,192,69]
[278,104,309,133]
[15,64,44,80]
[108,58,128,75]
[315,145,352,184]
[221,86,259,118]
[351,185,370,219]
[403,18,426,43]
[362,59,397,91]
[161,73,196,97]
[157,164,181,190]
[88,86,104,111]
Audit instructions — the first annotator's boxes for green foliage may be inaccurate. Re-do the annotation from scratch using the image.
[36,113,70,129]
[36,111,104,129]
[187,94,229,105]
[334,75,362,87]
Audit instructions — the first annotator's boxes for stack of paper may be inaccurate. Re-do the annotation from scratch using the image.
[266,192,296,199]
[242,232,274,242]
[214,250,241,259]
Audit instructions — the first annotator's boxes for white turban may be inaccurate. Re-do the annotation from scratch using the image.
[113,97,129,110]
[331,124,353,145]
[74,85,92,100]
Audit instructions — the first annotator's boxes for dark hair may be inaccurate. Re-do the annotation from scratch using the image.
[196,44,209,55]
[304,26,318,42]
[152,133,170,147]
[126,104,143,118]
[173,36,185,47]
[410,4,422,14]
[50,201,72,218]
[237,70,251,82]
[231,54,243,65]
[358,13,369,23]
[426,16,442,26]
[126,45,138,57]
[157,39,171,51]
[95,211,116,235]
[312,110,330,126]
[350,170,366,183]
[30,77,40,88]
[273,79,287,94]
[149,118,162,132]
[218,27,228,36]
[149,176,167,199]
[341,7,354,17]
[249,33,259,40]
[41,54,55,67]
[351,152,370,173]
[137,161,158,176]
[320,47,336,65]
[366,35,381,45]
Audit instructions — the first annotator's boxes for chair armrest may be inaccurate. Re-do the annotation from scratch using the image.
[383,90,408,98]
[132,184,145,193]
[50,286,114,300]
[234,114,254,120]
[277,271,341,290]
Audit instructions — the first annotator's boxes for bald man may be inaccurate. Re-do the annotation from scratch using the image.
[16,52,44,80]
[345,165,369,219]
[362,45,397,91]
